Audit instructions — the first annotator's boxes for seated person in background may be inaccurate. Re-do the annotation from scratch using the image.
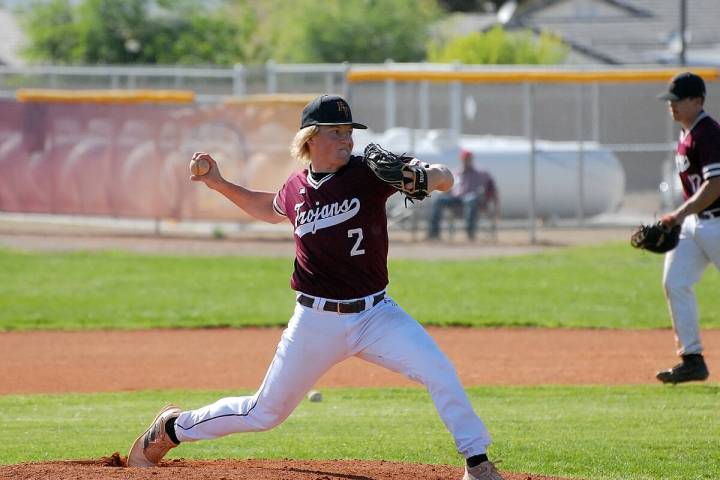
[428,150,499,241]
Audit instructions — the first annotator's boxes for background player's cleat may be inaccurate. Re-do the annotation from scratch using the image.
[656,354,709,384]
[128,404,181,467]
[463,461,504,480]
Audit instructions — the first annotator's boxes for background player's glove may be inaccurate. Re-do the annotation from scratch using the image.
[363,143,429,204]
[630,222,681,253]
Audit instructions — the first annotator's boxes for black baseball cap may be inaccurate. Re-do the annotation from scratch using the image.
[657,72,706,101]
[300,95,367,130]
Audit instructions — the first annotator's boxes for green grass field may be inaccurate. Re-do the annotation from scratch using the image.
[2,242,719,479]
[2,386,719,479]
[2,243,719,330]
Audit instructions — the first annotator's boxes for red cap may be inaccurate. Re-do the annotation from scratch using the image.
[460,149,473,160]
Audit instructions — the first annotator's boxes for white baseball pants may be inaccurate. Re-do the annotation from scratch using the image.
[663,215,720,355]
[173,293,492,458]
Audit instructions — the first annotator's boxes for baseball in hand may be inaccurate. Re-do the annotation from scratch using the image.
[190,157,211,176]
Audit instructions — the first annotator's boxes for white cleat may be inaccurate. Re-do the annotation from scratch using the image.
[127,404,181,467]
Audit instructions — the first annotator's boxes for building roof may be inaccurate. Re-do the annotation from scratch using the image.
[499,0,720,65]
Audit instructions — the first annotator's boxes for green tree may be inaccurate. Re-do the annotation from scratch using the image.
[265,0,442,63]
[73,0,149,63]
[428,25,568,64]
[19,0,258,65]
[19,0,81,63]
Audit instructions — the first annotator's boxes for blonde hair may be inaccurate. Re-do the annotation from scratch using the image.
[290,125,319,166]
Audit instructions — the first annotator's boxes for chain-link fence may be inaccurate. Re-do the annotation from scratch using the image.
[1,64,718,239]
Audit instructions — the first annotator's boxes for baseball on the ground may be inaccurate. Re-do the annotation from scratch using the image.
[307,390,322,402]
[190,157,211,176]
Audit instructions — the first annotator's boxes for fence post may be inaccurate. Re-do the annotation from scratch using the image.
[266,60,277,94]
[576,83,585,224]
[591,82,600,143]
[341,62,350,99]
[419,79,430,131]
[524,82,537,245]
[450,62,462,139]
[232,64,246,96]
[324,71,334,94]
[384,59,396,131]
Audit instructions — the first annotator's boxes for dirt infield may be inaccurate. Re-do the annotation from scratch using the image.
[0,457,562,480]
[2,327,719,395]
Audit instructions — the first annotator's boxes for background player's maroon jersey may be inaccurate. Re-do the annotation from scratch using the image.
[676,112,720,213]
[274,156,396,299]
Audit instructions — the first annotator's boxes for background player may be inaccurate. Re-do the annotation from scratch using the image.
[655,72,720,384]
[128,94,504,480]
[428,149,499,241]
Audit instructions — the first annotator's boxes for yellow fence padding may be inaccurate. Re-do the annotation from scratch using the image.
[15,89,195,104]
[223,93,317,106]
[347,68,720,84]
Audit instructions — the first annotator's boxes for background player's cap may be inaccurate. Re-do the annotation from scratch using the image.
[657,72,706,101]
[300,95,367,130]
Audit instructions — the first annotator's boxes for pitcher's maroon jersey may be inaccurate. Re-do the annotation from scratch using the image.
[676,112,720,213]
[273,156,396,299]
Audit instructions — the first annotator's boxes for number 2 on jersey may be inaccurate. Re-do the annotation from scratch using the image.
[688,174,703,194]
[348,228,365,256]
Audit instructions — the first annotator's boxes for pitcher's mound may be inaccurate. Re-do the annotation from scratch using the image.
[0,455,571,480]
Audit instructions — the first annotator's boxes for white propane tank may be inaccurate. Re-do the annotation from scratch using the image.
[353,128,625,219]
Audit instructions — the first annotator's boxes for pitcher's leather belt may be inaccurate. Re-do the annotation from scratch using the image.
[297,293,385,314]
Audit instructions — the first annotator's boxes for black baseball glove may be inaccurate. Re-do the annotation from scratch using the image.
[630,222,681,253]
[363,143,429,204]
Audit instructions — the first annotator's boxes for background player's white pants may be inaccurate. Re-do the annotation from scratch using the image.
[663,215,720,355]
[174,294,492,458]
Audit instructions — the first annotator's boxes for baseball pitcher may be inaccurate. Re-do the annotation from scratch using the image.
[127,95,503,480]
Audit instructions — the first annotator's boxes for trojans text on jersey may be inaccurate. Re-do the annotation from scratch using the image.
[294,197,360,237]
[675,154,690,172]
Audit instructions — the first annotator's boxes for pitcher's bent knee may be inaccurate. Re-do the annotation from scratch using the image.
[663,275,693,297]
